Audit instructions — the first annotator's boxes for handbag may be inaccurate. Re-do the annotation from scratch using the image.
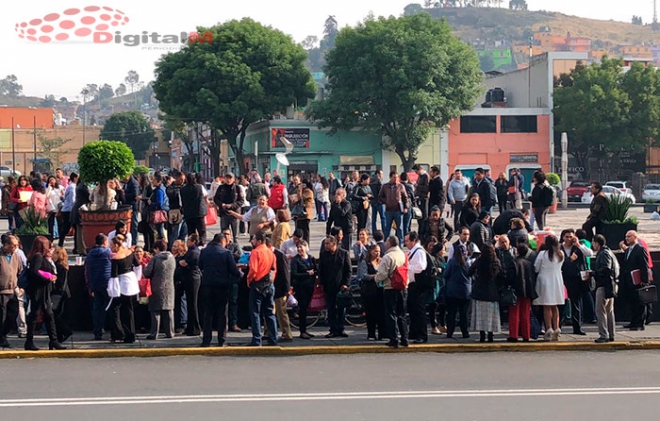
[508,186,517,194]
[291,204,306,218]
[336,290,353,308]
[205,206,218,226]
[308,285,327,312]
[168,209,182,225]
[638,285,658,304]
[138,278,152,298]
[149,210,168,225]
[251,274,273,296]
[107,276,121,298]
[499,285,518,307]
[412,206,423,220]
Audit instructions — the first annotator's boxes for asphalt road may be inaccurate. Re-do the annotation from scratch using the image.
[2,351,660,420]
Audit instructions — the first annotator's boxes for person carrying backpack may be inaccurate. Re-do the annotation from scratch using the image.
[530,171,552,231]
[405,231,439,344]
[376,235,409,349]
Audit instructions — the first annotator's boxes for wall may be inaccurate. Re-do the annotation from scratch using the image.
[447,109,551,178]
[0,107,54,129]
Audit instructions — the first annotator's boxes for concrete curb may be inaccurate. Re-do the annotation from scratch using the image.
[3,341,660,359]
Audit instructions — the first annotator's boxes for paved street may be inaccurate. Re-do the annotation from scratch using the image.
[2,352,660,420]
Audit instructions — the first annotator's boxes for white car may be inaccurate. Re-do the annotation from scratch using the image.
[0,166,20,178]
[642,184,660,202]
[581,185,636,204]
[605,181,630,194]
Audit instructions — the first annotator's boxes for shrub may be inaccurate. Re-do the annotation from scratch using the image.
[78,140,135,184]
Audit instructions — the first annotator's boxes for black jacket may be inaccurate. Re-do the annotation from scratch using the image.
[318,248,351,293]
[594,247,618,298]
[180,184,208,219]
[166,183,183,210]
[124,176,139,207]
[370,177,382,203]
[214,183,244,217]
[199,243,241,287]
[70,182,90,225]
[469,220,492,252]
[492,209,531,235]
[508,257,537,300]
[326,199,353,234]
[621,244,650,289]
[458,204,480,229]
[26,253,55,301]
[429,175,445,208]
[531,184,549,209]
[420,218,453,242]
[561,244,588,284]
[474,179,494,210]
[181,246,201,283]
[468,257,501,302]
[291,255,317,285]
[273,248,291,299]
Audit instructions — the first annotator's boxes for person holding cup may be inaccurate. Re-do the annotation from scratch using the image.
[559,228,593,336]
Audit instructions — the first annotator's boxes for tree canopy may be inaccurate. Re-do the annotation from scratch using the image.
[99,111,156,160]
[153,18,316,175]
[78,140,135,184]
[306,13,483,170]
[554,57,660,177]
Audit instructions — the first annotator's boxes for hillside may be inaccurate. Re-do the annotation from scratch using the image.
[424,7,660,48]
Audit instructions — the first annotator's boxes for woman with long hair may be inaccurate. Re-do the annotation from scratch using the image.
[507,243,538,342]
[495,172,509,214]
[353,174,373,234]
[271,209,291,249]
[24,236,66,350]
[51,246,72,343]
[444,243,472,339]
[458,193,481,229]
[290,240,318,339]
[28,178,48,219]
[356,243,386,341]
[425,237,447,336]
[143,240,176,340]
[45,176,65,238]
[108,234,140,343]
[468,243,502,343]
[534,235,565,341]
[294,183,314,244]
[353,229,374,263]
[10,175,33,229]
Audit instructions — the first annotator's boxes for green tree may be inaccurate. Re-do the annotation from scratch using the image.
[99,83,114,100]
[154,18,316,175]
[0,75,23,97]
[100,111,156,160]
[509,0,527,10]
[115,83,127,97]
[307,13,483,171]
[403,4,424,15]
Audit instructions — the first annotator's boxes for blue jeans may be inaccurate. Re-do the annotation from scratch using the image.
[167,221,187,250]
[325,290,346,334]
[402,209,412,238]
[92,289,109,338]
[372,203,386,234]
[249,283,278,345]
[385,210,403,243]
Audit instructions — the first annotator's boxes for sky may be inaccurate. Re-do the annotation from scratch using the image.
[0,0,653,100]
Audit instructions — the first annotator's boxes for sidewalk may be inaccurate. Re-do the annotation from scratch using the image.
[3,322,660,358]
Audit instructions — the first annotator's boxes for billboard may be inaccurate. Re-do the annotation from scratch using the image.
[271,128,310,148]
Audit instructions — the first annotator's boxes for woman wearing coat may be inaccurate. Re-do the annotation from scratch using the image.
[444,243,472,339]
[24,236,66,351]
[294,184,315,244]
[143,240,176,339]
[458,193,481,230]
[180,234,202,336]
[468,243,502,343]
[353,174,373,234]
[290,240,317,339]
[506,244,538,342]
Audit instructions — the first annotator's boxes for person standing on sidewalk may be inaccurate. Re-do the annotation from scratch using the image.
[559,228,593,336]
[506,243,537,342]
[0,235,22,348]
[413,165,430,222]
[405,231,430,344]
[85,234,111,340]
[592,234,619,343]
[319,235,352,338]
[123,172,140,247]
[370,170,386,234]
[290,240,318,340]
[378,172,409,244]
[221,229,243,333]
[429,166,446,216]
[198,233,241,347]
[447,170,469,229]
[326,188,353,251]
[619,230,650,331]
[143,240,176,340]
[165,171,186,250]
[246,232,278,346]
[269,238,293,342]
[214,173,244,244]
[376,235,409,348]
[353,174,373,234]
[180,173,208,246]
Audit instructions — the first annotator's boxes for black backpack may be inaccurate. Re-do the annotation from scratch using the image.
[542,185,555,207]
[411,249,440,291]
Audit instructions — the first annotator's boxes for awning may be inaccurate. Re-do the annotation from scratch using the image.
[339,156,375,166]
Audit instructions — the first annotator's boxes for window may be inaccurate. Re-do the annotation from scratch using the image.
[501,115,538,133]
[460,116,496,133]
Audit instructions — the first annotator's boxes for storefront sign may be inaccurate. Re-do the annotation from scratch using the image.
[271,128,310,148]
[510,154,538,163]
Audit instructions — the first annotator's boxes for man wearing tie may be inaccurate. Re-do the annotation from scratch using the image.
[620,230,650,331]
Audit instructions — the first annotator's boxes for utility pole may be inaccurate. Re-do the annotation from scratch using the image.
[11,118,16,176]
[654,0,659,31]
[33,116,37,173]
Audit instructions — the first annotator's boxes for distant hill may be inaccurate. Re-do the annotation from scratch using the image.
[421,6,660,49]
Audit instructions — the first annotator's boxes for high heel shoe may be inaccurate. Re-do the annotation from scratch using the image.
[48,341,67,350]
[24,341,39,351]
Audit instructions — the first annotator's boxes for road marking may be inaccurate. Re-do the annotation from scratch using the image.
[2,387,660,407]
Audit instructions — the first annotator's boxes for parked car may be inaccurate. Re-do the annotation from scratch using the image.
[642,184,660,202]
[0,166,20,178]
[605,181,630,194]
[566,181,592,202]
[581,185,636,204]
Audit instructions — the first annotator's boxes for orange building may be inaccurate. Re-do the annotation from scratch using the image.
[620,45,652,58]
[533,32,591,53]
[0,107,54,130]
[447,109,551,181]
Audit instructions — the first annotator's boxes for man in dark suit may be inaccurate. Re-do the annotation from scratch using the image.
[473,167,494,211]
[428,165,445,211]
[319,236,352,338]
[620,230,650,331]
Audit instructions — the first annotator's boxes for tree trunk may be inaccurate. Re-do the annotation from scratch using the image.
[394,145,416,173]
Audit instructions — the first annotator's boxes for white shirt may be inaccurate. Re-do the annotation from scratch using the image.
[407,243,428,283]
[447,240,480,261]
[241,206,276,223]
[46,185,65,211]
[108,230,132,249]
[280,238,298,259]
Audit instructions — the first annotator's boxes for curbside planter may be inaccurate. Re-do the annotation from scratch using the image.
[601,222,637,250]
[80,205,133,253]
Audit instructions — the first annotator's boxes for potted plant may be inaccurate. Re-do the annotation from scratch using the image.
[14,206,52,252]
[644,199,658,213]
[78,140,136,252]
[601,194,638,250]
[546,172,561,214]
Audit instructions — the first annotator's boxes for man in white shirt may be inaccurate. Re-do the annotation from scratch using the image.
[280,229,304,259]
[107,220,132,249]
[447,226,480,260]
[404,231,429,344]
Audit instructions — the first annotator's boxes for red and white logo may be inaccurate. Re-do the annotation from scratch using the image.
[15,5,129,43]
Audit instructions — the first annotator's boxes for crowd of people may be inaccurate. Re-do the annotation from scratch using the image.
[0,166,654,350]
